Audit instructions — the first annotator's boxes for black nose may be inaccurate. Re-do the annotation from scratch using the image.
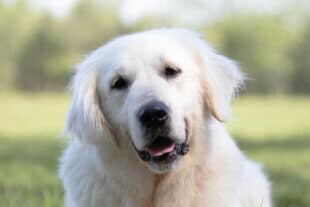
[137,101,169,128]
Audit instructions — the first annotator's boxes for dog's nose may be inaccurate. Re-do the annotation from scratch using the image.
[137,101,169,128]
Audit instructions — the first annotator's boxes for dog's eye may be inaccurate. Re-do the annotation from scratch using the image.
[164,66,181,79]
[111,77,129,90]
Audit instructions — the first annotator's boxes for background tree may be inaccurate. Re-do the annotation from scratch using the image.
[0,0,39,90]
[289,23,310,94]
[15,16,69,91]
[0,0,309,94]
[205,16,296,94]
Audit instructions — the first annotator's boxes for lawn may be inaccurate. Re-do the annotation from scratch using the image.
[0,93,309,207]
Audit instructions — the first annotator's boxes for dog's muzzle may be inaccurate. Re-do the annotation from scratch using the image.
[133,100,190,163]
[133,118,189,163]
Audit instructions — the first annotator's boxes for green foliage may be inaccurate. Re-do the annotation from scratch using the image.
[289,22,310,94]
[65,0,122,52]
[15,16,70,91]
[1,0,122,92]
[205,15,297,93]
[0,94,309,206]
[0,0,309,93]
[0,0,40,89]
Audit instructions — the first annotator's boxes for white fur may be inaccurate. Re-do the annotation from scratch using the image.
[59,29,272,207]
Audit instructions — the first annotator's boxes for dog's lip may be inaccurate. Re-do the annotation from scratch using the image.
[133,118,190,162]
[145,137,176,157]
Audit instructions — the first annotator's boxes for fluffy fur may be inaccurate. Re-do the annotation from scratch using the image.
[59,29,272,207]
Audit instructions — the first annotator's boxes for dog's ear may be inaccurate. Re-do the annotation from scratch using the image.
[167,29,243,122]
[201,52,243,122]
[63,60,113,145]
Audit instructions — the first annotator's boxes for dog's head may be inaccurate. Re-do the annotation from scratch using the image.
[64,29,243,173]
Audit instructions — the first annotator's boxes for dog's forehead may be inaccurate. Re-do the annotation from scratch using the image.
[102,33,195,74]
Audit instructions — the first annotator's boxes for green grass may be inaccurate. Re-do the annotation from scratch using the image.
[0,92,67,207]
[0,93,309,207]
[228,96,310,207]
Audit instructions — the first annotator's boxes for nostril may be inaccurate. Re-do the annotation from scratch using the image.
[139,110,152,125]
[156,109,167,121]
[138,101,169,128]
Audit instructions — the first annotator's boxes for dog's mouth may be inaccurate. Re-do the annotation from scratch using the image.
[137,137,189,163]
[146,137,175,157]
[135,120,189,163]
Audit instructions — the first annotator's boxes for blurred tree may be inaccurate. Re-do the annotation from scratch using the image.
[0,0,309,94]
[205,16,295,94]
[15,16,70,91]
[289,22,310,94]
[0,0,39,90]
[65,0,122,52]
[14,0,123,91]
[124,15,176,33]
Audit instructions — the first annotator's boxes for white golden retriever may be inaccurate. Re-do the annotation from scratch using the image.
[59,29,271,207]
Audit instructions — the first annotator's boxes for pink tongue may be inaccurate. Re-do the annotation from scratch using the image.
[146,143,175,157]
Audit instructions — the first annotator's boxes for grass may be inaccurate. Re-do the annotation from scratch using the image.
[228,96,310,207]
[0,92,68,207]
[0,93,309,207]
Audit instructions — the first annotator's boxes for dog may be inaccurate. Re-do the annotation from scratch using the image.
[59,29,272,207]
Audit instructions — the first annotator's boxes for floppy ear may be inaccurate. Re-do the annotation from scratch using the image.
[63,60,113,145]
[164,29,243,122]
[201,52,243,122]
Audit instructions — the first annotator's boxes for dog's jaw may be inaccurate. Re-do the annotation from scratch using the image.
[133,119,190,174]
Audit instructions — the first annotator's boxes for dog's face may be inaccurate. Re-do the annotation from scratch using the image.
[97,38,201,172]
[65,29,243,173]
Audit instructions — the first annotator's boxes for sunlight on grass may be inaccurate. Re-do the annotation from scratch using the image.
[228,96,310,139]
[228,96,310,207]
[0,93,309,207]
[0,92,69,137]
